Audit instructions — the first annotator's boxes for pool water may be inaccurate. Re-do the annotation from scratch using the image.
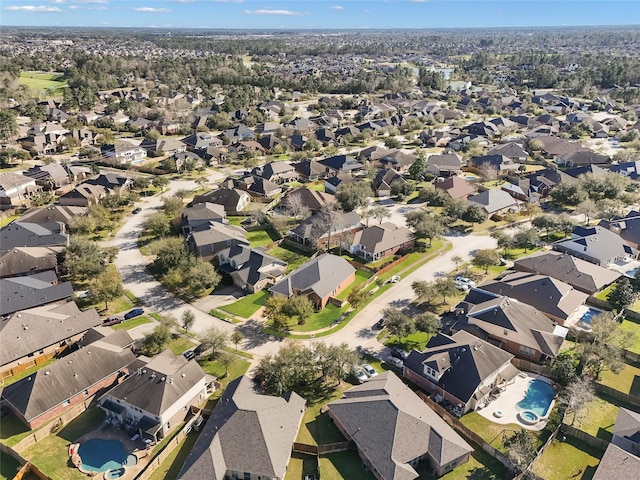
[580,307,602,325]
[516,379,555,417]
[78,439,133,473]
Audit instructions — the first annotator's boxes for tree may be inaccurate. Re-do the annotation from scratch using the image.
[144,212,171,238]
[432,277,458,304]
[231,330,244,351]
[415,312,440,334]
[607,278,636,311]
[408,152,427,181]
[91,268,124,310]
[314,342,358,386]
[286,192,310,219]
[162,195,184,216]
[406,209,445,246]
[64,237,108,281]
[0,109,18,142]
[513,228,540,252]
[478,162,499,183]
[283,295,314,325]
[579,312,629,379]
[523,202,542,221]
[183,261,221,297]
[473,249,500,273]
[503,430,536,473]
[153,237,190,273]
[531,214,558,236]
[460,204,487,224]
[384,137,402,149]
[142,324,171,356]
[335,181,372,212]
[263,296,290,334]
[218,351,234,377]
[199,326,229,360]
[382,307,415,338]
[412,280,437,306]
[452,255,463,271]
[549,182,588,207]
[181,310,196,333]
[561,376,595,426]
[369,205,391,224]
[310,203,343,251]
[551,353,577,386]
[347,286,367,310]
[576,199,598,224]
[152,176,170,192]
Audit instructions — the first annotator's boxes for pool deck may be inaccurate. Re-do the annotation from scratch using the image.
[75,422,153,480]
[476,372,556,431]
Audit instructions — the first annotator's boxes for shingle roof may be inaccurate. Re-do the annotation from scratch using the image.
[178,375,305,480]
[269,253,355,300]
[0,221,69,251]
[328,372,472,480]
[0,301,101,367]
[467,189,518,214]
[187,222,248,249]
[592,444,640,480]
[435,176,476,199]
[350,222,414,256]
[18,206,88,226]
[1,336,136,423]
[0,246,64,278]
[219,245,287,288]
[289,211,361,243]
[553,225,636,266]
[281,187,335,212]
[0,271,74,316]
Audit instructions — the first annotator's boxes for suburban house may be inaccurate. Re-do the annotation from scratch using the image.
[435,176,477,200]
[192,187,251,215]
[466,189,520,217]
[612,407,640,456]
[181,202,227,234]
[280,188,335,213]
[425,153,462,177]
[318,154,364,176]
[217,245,287,293]
[182,131,223,150]
[18,205,88,227]
[1,329,136,429]
[0,301,101,379]
[98,350,214,444]
[599,210,640,249]
[453,289,568,364]
[513,250,621,294]
[0,172,39,208]
[287,211,361,250]
[0,245,65,278]
[327,371,473,479]
[101,141,147,165]
[294,159,325,182]
[553,225,637,267]
[0,271,74,316]
[467,154,521,176]
[404,331,517,415]
[23,163,71,190]
[324,173,356,194]
[185,222,249,262]
[344,222,415,262]
[592,444,640,480]
[487,142,529,162]
[478,271,589,325]
[58,183,109,207]
[178,375,305,480]
[225,175,281,199]
[140,137,187,156]
[251,161,298,184]
[0,221,69,250]
[84,173,132,193]
[372,169,406,197]
[269,253,356,310]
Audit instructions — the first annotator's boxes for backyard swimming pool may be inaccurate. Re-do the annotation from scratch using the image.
[77,439,136,473]
[516,379,555,417]
[580,307,603,325]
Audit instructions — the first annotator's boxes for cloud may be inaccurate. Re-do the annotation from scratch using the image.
[172,0,244,3]
[133,7,172,12]
[4,5,62,12]
[330,5,344,10]
[49,0,66,4]
[70,4,107,9]
[243,9,306,16]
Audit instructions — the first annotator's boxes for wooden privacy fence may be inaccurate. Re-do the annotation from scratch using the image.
[292,441,350,456]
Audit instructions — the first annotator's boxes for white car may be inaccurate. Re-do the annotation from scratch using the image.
[353,368,369,384]
[362,364,378,378]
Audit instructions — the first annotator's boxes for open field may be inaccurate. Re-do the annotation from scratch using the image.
[19,71,67,96]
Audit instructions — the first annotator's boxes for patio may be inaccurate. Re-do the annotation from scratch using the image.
[476,372,555,431]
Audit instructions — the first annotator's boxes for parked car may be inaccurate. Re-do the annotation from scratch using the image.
[386,357,404,370]
[132,207,142,214]
[454,275,475,290]
[124,308,144,320]
[362,364,378,378]
[372,317,387,330]
[388,275,401,284]
[389,346,409,360]
[76,290,92,299]
[183,350,196,360]
[102,316,122,327]
[353,368,369,384]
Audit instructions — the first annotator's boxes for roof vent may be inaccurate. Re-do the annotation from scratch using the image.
[181,373,186,378]
[169,378,173,384]
[45,371,50,375]
[161,377,166,382]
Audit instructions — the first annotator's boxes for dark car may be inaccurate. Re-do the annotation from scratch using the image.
[102,315,122,326]
[124,308,144,320]
[372,318,387,330]
[132,207,142,214]
[389,346,409,360]
[183,350,196,360]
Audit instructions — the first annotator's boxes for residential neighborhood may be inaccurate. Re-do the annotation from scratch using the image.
[1,18,640,480]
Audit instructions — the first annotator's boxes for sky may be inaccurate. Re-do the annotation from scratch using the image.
[1,0,639,29]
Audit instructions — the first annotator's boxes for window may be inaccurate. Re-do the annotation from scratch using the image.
[244,473,251,480]
[62,400,70,407]
[519,345,536,357]
[231,472,238,479]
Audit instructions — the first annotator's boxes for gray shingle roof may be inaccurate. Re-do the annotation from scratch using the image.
[553,225,636,266]
[467,189,518,214]
[350,222,414,256]
[269,253,355,300]
[0,271,74,316]
[0,301,101,367]
[593,444,640,480]
[0,221,69,250]
[328,372,472,480]
[178,375,305,480]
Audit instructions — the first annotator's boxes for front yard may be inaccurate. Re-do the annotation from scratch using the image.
[111,315,153,331]
[219,290,269,318]
[385,331,433,353]
[198,354,251,392]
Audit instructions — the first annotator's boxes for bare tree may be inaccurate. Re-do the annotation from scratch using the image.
[286,192,309,219]
[479,161,499,184]
[369,205,391,224]
[310,203,344,251]
[561,377,595,426]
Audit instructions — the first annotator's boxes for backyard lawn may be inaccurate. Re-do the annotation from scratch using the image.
[425,445,506,480]
[284,453,318,480]
[167,336,196,355]
[318,451,376,480]
[571,395,619,441]
[459,412,549,452]
[0,358,56,387]
[22,409,105,480]
[111,315,153,331]
[245,228,280,248]
[220,290,270,318]
[620,318,640,354]
[147,429,200,480]
[295,387,348,446]
[267,244,310,272]
[598,363,640,397]
[531,435,603,480]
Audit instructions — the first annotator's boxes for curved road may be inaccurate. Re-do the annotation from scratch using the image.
[111,177,496,358]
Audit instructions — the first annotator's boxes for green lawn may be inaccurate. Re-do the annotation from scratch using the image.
[0,413,37,447]
[572,395,619,441]
[19,71,67,96]
[620,318,640,354]
[22,409,105,480]
[167,336,196,355]
[0,450,22,480]
[226,216,244,226]
[0,215,19,227]
[267,244,311,273]
[459,412,549,452]
[148,429,200,480]
[318,451,376,480]
[198,355,250,391]
[296,388,348,446]
[1,358,57,387]
[111,315,153,330]
[598,363,640,397]
[377,240,447,282]
[531,436,603,480]
[220,290,270,318]
[335,270,372,301]
[290,303,347,332]
[424,444,506,480]
[385,331,433,353]
[76,295,132,316]
[245,228,280,248]
[284,453,319,480]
